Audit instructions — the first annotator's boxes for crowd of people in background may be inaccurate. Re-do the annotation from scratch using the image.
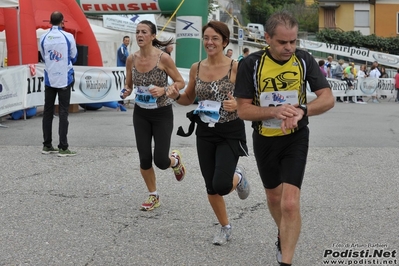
[324,56,397,104]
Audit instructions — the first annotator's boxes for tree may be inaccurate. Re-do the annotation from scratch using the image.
[245,0,318,33]
[277,2,319,33]
[245,0,272,25]
[315,28,399,53]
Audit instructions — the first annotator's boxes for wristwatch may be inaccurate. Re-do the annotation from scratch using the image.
[298,104,307,116]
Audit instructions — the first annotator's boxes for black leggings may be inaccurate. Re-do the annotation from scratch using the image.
[133,104,173,170]
[197,134,239,196]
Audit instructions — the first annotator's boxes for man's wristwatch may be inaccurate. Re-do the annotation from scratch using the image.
[298,104,307,116]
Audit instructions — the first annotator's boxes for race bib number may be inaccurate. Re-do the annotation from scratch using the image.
[193,100,221,124]
[135,85,157,109]
[260,91,298,129]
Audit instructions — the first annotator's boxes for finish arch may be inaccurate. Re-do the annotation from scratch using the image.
[2,0,102,66]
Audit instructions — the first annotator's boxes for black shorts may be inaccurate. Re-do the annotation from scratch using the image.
[253,126,309,189]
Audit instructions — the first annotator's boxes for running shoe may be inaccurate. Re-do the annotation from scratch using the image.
[276,234,282,264]
[213,225,232,245]
[58,149,76,157]
[42,146,59,154]
[235,165,250,200]
[171,150,185,181]
[140,194,160,211]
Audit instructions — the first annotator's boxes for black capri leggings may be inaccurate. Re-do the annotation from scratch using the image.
[133,104,173,170]
[196,134,239,196]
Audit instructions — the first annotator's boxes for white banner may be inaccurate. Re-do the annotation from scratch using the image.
[1,65,397,117]
[176,16,202,40]
[0,66,26,116]
[306,77,395,98]
[26,64,136,107]
[103,14,156,33]
[299,39,399,69]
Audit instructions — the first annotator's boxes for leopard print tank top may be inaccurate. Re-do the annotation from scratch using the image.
[195,60,238,123]
[132,52,173,108]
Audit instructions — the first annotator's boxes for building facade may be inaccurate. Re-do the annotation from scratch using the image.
[318,0,399,37]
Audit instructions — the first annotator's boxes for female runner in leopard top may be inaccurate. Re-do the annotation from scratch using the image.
[166,20,250,245]
[122,20,186,211]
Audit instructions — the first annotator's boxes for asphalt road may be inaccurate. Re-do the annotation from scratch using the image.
[0,98,398,266]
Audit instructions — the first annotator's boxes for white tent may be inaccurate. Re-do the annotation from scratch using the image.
[0,0,18,7]
[0,0,19,125]
[0,22,122,67]
[89,24,122,42]
[0,0,21,65]
[0,24,122,42]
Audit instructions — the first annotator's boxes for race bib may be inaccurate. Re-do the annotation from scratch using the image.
[260,91,298,129]
[193,100,221,125]
[135,85,157,109]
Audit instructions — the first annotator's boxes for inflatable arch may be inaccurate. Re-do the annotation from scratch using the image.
[1,0,103,66]
[1,0,207,68]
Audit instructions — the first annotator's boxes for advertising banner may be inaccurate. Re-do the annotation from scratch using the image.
[299,40,399,69]
[0,66,26,116]
[0,64,396,117]
[103,14,156,33]
[176,16,202,40]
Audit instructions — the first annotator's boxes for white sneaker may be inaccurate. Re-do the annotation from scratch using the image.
[235,165,250,200]
[213,225,232,245]
[276,235,282,264]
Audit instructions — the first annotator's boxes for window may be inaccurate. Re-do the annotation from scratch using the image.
[324,9,335,29]
[354,10,369,27]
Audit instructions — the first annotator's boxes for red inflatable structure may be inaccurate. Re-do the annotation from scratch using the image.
[0,0,102,66]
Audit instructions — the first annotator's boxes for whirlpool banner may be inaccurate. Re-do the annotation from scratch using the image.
[299,39,399,69]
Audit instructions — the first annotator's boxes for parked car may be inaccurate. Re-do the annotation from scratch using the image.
[246,23,265,42]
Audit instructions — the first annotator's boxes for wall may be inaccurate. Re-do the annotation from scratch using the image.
[335,4,355,32]
[375,3,399,37]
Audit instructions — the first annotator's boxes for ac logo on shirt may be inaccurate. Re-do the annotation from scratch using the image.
[262,71,299,91]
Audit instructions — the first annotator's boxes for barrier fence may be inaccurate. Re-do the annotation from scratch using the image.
[0,64,397,117]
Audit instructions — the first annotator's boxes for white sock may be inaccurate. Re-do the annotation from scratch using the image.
[149,191,158,196]
[172,156,179,167]
[236,171,242,184]
[222,224,231,229]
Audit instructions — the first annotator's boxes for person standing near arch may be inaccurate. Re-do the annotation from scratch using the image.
[225,48,233,58]
[117,36,130,67]
[40,11,78,157]
[117,36,130,105]
[237,47,250,62]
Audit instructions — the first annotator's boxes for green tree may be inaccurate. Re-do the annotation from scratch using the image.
[245,0,272,25]
[315,29,399,53]
[276,2,319,33]
[245,0,318,33]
